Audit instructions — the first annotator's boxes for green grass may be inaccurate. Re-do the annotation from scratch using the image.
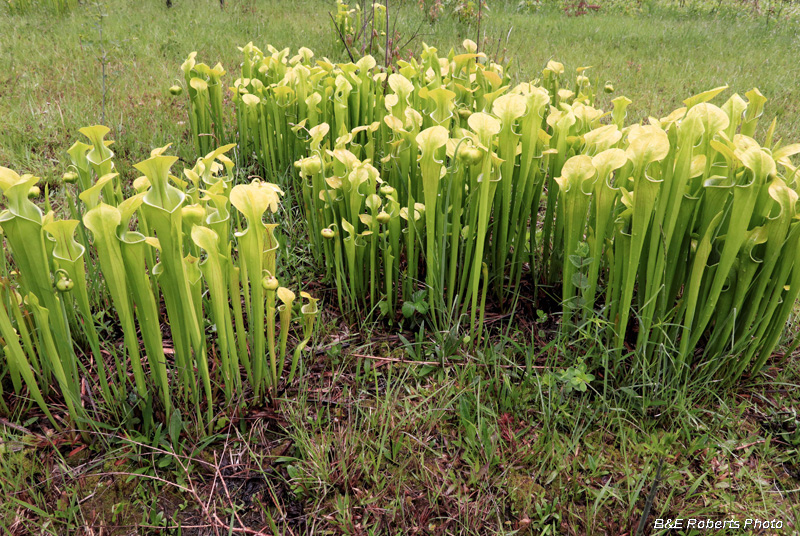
[1,0,799,178]
[3,334,800,534]
[1,0,800,534]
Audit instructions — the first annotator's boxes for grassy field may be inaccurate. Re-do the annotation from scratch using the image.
[2,0,799,177]
[2,0,800,534]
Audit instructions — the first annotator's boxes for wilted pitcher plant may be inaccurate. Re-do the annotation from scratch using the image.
[0,130,319,435]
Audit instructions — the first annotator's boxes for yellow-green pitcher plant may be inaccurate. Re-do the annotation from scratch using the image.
[173,40,793,384]
[0,135,319,436]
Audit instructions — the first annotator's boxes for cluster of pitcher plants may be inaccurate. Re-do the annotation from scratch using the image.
[184,42,602,323]
[0,40,798,436]
[178,41,800,385]
[0,127,319,434]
